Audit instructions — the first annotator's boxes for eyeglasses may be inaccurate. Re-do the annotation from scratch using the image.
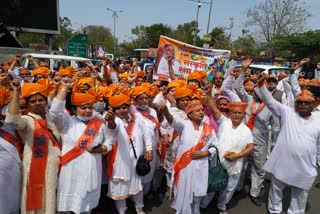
[296,101,313,105]
[246,90,254,93]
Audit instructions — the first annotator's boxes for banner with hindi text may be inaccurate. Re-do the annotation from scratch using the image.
[153,36,231,80]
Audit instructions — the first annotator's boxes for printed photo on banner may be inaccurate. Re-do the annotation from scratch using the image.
[153,36,231,80]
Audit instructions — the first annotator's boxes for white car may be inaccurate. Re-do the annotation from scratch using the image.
[20,53,93,71]
[246,64,290,76]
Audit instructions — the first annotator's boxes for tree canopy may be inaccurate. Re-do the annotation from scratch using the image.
[245,0,310,43]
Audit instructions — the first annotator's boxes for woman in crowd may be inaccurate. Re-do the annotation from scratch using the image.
[49,77,112,214]
[6,79,61,214]
[131,83,158,195]
[106,89,152,214]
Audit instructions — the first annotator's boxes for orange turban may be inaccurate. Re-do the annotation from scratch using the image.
[97,86,113,99]
[178,76,186,81]
[298,78,309,87]
[59,67,75,78]
[307,79,320,87]
[0,86,12,106]
[21,79,54,98]
[33,67,49,78]
[175,85,203,99]
[72,78,93,92]
[279,72,288,79]
[109,89,136,108]
[119,72,129,79]
[109,84,121,95]
[134,83,158,98]
[185,100,203,114]
[227,102,248,113]
[71,88,103,106]
[3,65,10,71]
[244,81,255,90]
[296,90,315,102]
[137,71,146,78]
[167,80,186,89]
[188,71,207,82]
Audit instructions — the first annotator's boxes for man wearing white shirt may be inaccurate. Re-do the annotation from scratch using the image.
[255,74,320,214]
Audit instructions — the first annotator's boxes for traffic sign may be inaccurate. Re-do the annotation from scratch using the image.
[66,34,88,58]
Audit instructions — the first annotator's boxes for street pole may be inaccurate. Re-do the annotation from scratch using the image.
[106,8,123,57]
[206,0,213,34]
[193,1,201,46]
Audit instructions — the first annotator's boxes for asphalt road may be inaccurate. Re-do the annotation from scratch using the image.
[95,175,320,214]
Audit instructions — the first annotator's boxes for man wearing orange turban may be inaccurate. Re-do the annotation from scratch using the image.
[244,81,255,96]
[255,74,320,214]
[33,67,49,81]
[49,77,111,214]
[6,79,61,213]
[161,96,217,214]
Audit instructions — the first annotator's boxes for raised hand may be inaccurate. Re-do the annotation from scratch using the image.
[256,73,267,87]
[105,110,117,129]
[11,79,21,91]
[242,57,252,69]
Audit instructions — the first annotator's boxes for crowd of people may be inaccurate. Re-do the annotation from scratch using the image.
[0,51,319,214]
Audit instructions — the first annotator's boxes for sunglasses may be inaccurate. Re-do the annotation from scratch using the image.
[296,101,313,105]
[246,89,254,92]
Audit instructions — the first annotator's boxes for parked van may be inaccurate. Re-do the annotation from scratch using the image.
[20,53,93,71]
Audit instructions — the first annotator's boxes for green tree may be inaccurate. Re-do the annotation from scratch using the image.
[171,21,199,45]
[245,0,310,43]
[273,30,320,62]
[233,36,258,57]
[145,24,173,48]
[209,27,232,50]
[80,25,114,53]
[52,17,74,50]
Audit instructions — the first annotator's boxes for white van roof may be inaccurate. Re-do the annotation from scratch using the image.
[22,53,91,61]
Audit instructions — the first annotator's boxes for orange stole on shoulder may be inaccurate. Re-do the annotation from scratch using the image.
[0,128,22,160]
[246,100,265,131]
[173,123,212,187]
[106,114,136,178]
[60,118,103,165]
[26,118,61,211]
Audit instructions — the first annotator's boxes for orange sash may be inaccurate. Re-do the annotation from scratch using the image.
[60,118,103,165]
[106,114,136,178]
[173,123,212,186]
[246,100,265,131]
[0,128,22,160]
[26,118,61,211]
[136,107,160,130]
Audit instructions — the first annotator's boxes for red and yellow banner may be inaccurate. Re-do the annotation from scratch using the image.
[153,36,231,79]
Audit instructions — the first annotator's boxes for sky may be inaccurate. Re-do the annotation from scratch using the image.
[60,0,320,43]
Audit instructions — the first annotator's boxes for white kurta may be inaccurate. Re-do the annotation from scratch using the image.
[170,119,217,214]
[215,115,253,176]
[0,121,21,214]
[130,106,159,184]
[106,115,151,200]
[257,86,320,190]
[5,112,61,214]
[49,99,112,213]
